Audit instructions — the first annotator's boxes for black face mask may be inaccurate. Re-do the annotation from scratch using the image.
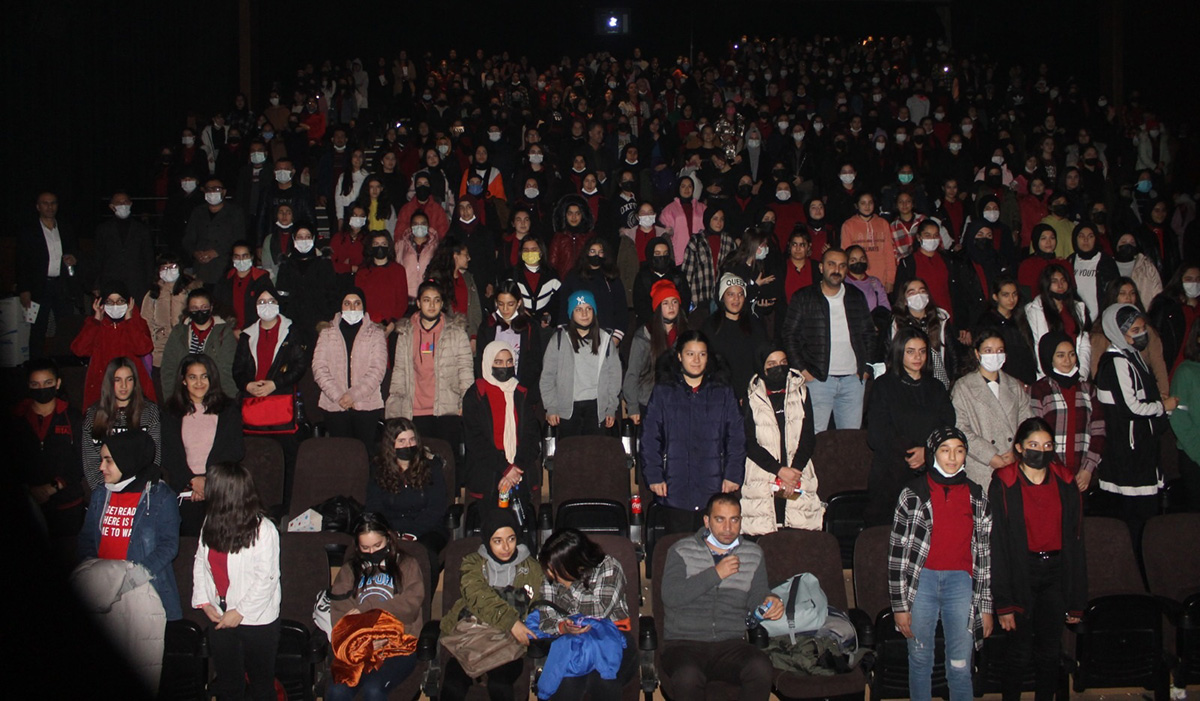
[1051,204,1070,218]
[808,217,825,229]
[759,221,776,235]
[764,365,789,390]
[1116,244,1137,262]
[772,170,788,181]
[1022,448,1051,470]
[1085,157,1100,167]
[372,246,390,260]
[651,255,671,273]
[985,175,1002,187]
[1091,212,1108,225]
[415,184,432,200]
[848,261,868,275]
[491,366,515,382]
[619,180,636,192]
[1050,290,1072,301]
[737,184,753,198]
[587,253,603,267]
[190,309,212,325]
[1130,332,1150,351]
[362,548,389,565]
[914,135,927,146]
[394,446,415,461]
[29,386,57,404]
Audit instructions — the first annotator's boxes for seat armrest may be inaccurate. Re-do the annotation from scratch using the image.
[444,503,464,532]
[638,615,657,651]
[417,620,441,661]
[849,607,874,648]
[306,630,328,663]
[1155,595,1184,625]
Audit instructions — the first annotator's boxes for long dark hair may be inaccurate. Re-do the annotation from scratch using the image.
[567,302,602,355]
[201,462,264,554]
[374,418,434,490]
[572,236,619,281]
[658,329,728,386]
[340,149,366,197]
[346,513,406,598]
[892,277,945,352]
[428,236,468,307]
[539,528,606,587]
[888,325,931,378]
[1101,276,1145,314]
[723,227,770,277]
[167,353,233,416]
[148,252,194,299]
[355,174,395,224]
[1038,263,1087,335]
[1162,263,1200,305]
[91,357,148,440]
[649,299,689,360]
[708,283,754,336]
[1013,416,1055,456]
[492,279,531,333]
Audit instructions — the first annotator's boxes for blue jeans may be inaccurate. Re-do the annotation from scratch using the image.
[806,374,865,432]
[908,569,974,701]
[325,653,418,701]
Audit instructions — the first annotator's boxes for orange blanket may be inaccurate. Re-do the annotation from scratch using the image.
[331,609,418,686]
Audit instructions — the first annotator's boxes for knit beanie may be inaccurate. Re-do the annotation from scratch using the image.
[716,273,746,303]
[651,279,681,311]
[567,289,597,318]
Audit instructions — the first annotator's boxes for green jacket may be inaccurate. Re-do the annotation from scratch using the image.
[441,550,545,637]
[1170,360,1200,462]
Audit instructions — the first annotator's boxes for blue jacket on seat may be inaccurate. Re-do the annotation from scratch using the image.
[532,614,626,699]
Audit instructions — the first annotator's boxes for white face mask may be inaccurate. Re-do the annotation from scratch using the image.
[341,309,364,325]
[437,144,451,156]
[747,139,761,149]
[1185,282,1200,299]
[961,124,973,135]
[113,204,132,220]
[204,192,223,206]
[277,221,293,229]
[269,97,280,106]
[257,302,280,322]
[948,142,963,153]
[104,304,128,320]
[294,239,315,254]
[983,210,1000,223]
[582,187,598,196]
[776,190,792,202]
[979,352,1007,373]
[991,155,1005,165]
[523,187,540,199]
[160,268,180,283]
[792,131,805,142]
[907,292,930,311]
[411,225,429,238]
[250,151,267,165]
[839,173,856,185]
[349,216,367,229]
[529,153,544,164]
[488,131,502,142]
[777,121,789,131]
[275,170,293,183]
[1058,364,1079,378]
[638,214,656,228]
[755,247,769,260]
[182,136,195,146]
[233,259,253,273]
[895,133,908,143]
[920,238,940,252]
[875,142,886,152]
[181,180,198,194]
[931,456,960,479]
[813,122,825,133]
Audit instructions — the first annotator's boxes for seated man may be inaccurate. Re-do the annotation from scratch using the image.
[659,493,782,701]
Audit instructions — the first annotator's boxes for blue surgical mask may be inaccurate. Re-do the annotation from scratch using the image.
[467,183,484,196]
[706,532,739,552]
[1136,180,1153,194]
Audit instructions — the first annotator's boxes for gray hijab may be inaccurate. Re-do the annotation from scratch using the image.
[478,543,531,588]
[1101,303,1141,353]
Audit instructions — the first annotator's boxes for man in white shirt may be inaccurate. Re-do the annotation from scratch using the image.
[18,192,78,358]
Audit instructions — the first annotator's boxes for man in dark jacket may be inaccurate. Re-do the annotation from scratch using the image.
[183,178,246,285]
[18,191,79,358]
[93,191,155,303]
[256,158,317,244]
[781,247,878,431]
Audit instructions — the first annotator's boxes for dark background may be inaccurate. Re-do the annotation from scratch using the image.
[3,0,1196,249]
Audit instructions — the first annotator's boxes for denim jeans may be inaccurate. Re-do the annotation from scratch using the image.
[908,568,974,701]
[806,374,865,432]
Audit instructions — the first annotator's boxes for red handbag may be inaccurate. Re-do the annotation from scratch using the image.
[241,394,298,435]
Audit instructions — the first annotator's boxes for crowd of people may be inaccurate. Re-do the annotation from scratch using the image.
[15,32,1200,700]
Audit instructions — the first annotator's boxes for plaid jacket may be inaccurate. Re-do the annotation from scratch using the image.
[888,476,994,649]
[537,554,630,634]
[1030,376,1105,474]
[889,213,927,262]
[683,234,718,306]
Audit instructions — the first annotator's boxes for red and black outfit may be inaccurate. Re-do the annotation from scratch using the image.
[988,462,1087,701]
[460,379,542,502]
[14,397,84,538]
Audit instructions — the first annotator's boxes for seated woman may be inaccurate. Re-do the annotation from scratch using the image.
[78,430,181,621]
[312,288,388,453]
[1030,330,1105,494]
[989,417,1086,701]
[741,345,824,536]
[462,341,542,504]
[161,353,245,536]
[440,508,544,701]
[623,280,688,424]
[535,529,637,701]
[191,462,281,701]
[540,290,622,438]
[866,326,957,526]
[232,285,307,510]
[328,513,425,701]
[366,418,449,562]
[82,356,162,490]
[889,426,994,701]
[71,280,155,407]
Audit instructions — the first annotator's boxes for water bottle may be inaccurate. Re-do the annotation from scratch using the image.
[543,423,557,471]
[621,420,638,469]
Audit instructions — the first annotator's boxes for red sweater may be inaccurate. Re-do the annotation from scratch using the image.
[924,475,974,573]
[355,262,410,325]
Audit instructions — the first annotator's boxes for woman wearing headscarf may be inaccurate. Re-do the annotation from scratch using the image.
[311,288,388,452]
[1094,304,1178,556]
[462,341,542,504]
[1030,330,1106,494]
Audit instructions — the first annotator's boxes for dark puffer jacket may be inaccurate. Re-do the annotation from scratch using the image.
[781,282,878,382]
[640,371,746,511]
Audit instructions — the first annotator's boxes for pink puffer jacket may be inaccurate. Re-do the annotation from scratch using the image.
[311,312,388,412]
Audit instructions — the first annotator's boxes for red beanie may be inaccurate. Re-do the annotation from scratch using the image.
[651,279,681,310]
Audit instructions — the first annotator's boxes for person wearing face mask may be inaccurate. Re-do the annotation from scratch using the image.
[1066,223,1118,321]
[162,169,206,258]
[888,278,960,390]
[841,192,899,293]
[232,285,306,508]
[184,178,246,285]
[865,327,956,526]
[1110,233,1162,303]
[310,289,388,451]
[988,417,1086,701]
[512,237,563,327]
[354,232,409,334]
[397,171,451,237]
[966,194,1019,270]
[255,158,317,244]
[740,345,824,535]
[275,227,338,345]
[326,513,425,701]
[1148,263,1200,370]
[766,181,806,249]
[618,203,669,301]
[721,226,782,320]
[952,329,1033,487]
[631,237,691,326]
[94,191,155,303]
[624,279,690,424]
[1016,176,1052,252]
[461,341,543,507]
[1087,278,1170,398]
[215,241,272,332]
[1029,332,1106,495]
[889,425,995,701]
[1136,197,1181,280]
[1037,193,1077,260]
[1134,119,1171,176]
[161,285,238,401]
[365,419,449,564]
[143,253,202,377]
[440,507,544,701]
[330,204,370,281]
[71,281,156,407]
[474,280,545,389]
[15,358,85,552]
[1025,264,1092,380]
[660,178,707,266]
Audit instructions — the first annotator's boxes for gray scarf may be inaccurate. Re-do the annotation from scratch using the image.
[478,543,531,588]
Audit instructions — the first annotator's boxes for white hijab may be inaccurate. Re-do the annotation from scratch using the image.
[482,340,519,463]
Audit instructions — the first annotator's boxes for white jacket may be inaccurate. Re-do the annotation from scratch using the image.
[192,517,281,626]
[1025,295,1092,380]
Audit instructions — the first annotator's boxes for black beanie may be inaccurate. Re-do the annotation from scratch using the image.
[481,505,521,542]
[344,286,368,311]
[925,425,968,469]
[99,280,131,303]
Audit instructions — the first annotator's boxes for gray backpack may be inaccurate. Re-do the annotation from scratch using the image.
[759,572,829,642]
